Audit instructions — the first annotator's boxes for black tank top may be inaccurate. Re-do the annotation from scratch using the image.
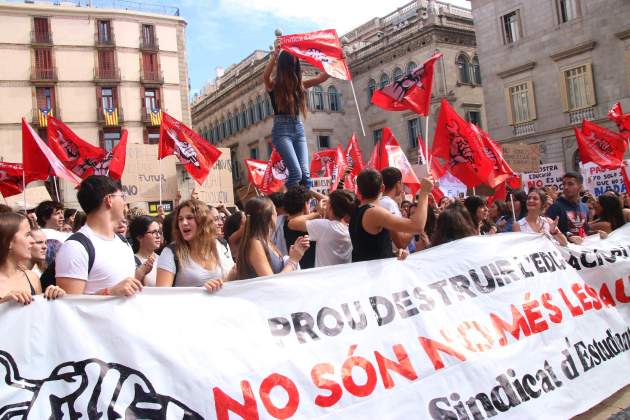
[283,222,316,269]
[350,204,394,262]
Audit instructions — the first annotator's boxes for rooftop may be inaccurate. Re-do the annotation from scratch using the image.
[0,0,180,16]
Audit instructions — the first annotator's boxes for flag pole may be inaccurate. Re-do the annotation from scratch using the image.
[53,176,60,202]
[158,157,163,206]
[349,80,366,137]
[509,193,517,222]
[22,170,26,212]
[425,115,431,171]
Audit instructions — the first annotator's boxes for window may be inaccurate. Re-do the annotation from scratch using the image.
[221,120,227,139]
[97,49,116,79]
[557,0,580,23]
[373,128,383,144]
[256,96,264,121]
[406,62,417,75]
[249,145,258,159]
[472,56,482,85]
[393,67,403,82]
[407,118,421,148]
[36,87,54,110]
[379,73,390,89]
[238,106,245,131]
[97,20,112,44]
[142,24,156,48]
[142,52,159,81]
[367,79,376,102]
[317,135,330,150]
[33,17,50,43]
[560,63,595,111]
[456,54,471,84]
[146,127,160,145]
[226,114,232,136]
[34,48,53,78]
[231,114,237,134]
[144,88,160,113]
[248,102,255,125]
[328,86,340,112]
[506,81,536,124]
[312,86,324,111]
[265,98,272,117]
[465,110,482,127]
[102,129,121,153]
[501,10,522,44]
[101,87,115,110]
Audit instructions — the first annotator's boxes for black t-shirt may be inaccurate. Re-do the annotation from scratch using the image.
[283,221,316,269]
[546,196,589,236]
[349,204,394,262]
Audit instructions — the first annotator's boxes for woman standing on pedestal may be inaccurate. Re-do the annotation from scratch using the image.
[263,37,329,189]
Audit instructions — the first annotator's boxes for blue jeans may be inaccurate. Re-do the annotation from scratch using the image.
[271,115,310,188]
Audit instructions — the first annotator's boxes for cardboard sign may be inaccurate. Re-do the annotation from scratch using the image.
[502,144,541,173]
[523,162,565,192]
[120,144,178,204]
[177,148,235,206]
[311,177,331,195]
[580,161,628,196]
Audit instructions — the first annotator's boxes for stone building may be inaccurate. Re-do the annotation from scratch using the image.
[191,0,486,188]
[468,0,630,171]
[0,1,190,200]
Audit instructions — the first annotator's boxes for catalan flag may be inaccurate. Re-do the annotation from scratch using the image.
[37,108,52,128]
[103,107,119,126]
[150,108,163,126]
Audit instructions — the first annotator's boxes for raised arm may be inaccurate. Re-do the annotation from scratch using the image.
[263,49,278,91]
[303,72,330,89]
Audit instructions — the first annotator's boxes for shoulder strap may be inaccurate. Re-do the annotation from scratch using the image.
[68,232,96,274]
[116,232,130,246]
[134,255,141,268]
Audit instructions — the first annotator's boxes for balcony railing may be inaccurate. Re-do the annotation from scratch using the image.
[140,36,160,51]
[97,106,124,126]
[141,106,164,125]
[95,32,116,47]
[31,30,52,45]
[94,67,121,83]
[30,66,57,82]
[512,121,536,136]
[569,107,596,125]
[31,107,54,127]
[140,70,164,84]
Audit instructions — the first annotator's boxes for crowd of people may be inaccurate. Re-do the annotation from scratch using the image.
[0,168,629,304]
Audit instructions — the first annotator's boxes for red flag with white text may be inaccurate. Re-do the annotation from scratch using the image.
[368,128,422,194]
[471,124,514,187]
[278,29,351,80]
[607,102,630,141]
[371,53,442,116]
[310,145,347,190]
[0,162,25,198]
[432,99,494,188]
[22,118,82,186]
[245,159,268,189]
[260,148,288,194]
[158,113,222,185]
[574,120,627,169]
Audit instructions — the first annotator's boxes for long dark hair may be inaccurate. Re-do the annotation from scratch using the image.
[273,51,307,117]
[431,204,477,247]
[129,215,156,253]
[0,212,27,267]
[464,195,486,228]
[597,195,625,231]
[237,197,276,280]
[507,189,528,220]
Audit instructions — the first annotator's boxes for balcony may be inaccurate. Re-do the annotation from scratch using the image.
[97,106,124,126]
[512,121,536,136]
[94,67,121,84]
[30,30,52,45]
[95,33,116,48]
[569,107,596,125]
[30,66,57,83]
[31,107,54,127]
[140,36,160,51]
[141,106,163,126]
[140,70,164,85]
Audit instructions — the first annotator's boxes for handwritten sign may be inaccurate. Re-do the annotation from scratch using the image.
[523,162,565,192]
[502,144,540,173]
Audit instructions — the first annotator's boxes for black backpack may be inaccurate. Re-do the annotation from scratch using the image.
[40,232,129,290]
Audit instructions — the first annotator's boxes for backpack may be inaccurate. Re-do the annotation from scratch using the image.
[39,232,129,290]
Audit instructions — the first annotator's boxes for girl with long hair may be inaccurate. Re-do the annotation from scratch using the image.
[501,189,527,232]
[129,215,161,286]
[430,203,477,247]
[236,197,309,280]
[156,200,233,291]
[590,195,625,233]
[513,189,568,245]
[0,212,64,304]
[263,46,329,188]
[464,196,495,235]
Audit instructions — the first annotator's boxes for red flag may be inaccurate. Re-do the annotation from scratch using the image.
[574,120,627,169]
[244,159,268,189]
[22,118,82,185]
[310,145,348,190]
[368,128,422,194]
[371,53,442,116]
[47,116,106,178]
[607,102,630,141]
[158,113,222,185]
[344,133,365,175]
[487,174,522,207]
[622,161,630,194]
[432,99,494,188]
[278,29,351,80]
[0,162,25,198]
[98,130,127,180]
[260,148,288,194]
[470,124,514,187]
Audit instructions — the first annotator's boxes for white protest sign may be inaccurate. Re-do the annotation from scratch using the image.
[580,161,628,196]
[438,172,467,198]
[523,162,565,192]
[311,177,331,195]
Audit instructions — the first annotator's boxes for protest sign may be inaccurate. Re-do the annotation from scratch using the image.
[177,148,234,205]
[311,176,332,195]
[580,161,628,196]
[121,144,178,204]
[3,228,628,419]
[523,162,565,192]
[438,172,467,198]
[502,144,540,173]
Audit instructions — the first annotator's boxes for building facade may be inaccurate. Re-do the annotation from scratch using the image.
[0,1,190,202]
[191,0,486,189]
[469,0,630,171]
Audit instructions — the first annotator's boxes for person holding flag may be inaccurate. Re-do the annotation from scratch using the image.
[263,37,330,190]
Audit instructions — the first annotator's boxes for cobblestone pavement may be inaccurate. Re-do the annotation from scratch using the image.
[573,386,630,419]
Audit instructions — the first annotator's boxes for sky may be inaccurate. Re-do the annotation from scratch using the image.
[173,0,470,97]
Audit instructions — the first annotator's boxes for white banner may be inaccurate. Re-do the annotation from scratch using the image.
[580,161,629,196]
[523,162,565,192]
[1,227,630,419]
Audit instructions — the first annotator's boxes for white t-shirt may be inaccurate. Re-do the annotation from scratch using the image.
[306,219,352,267]
[157,240,233,287]
[517,217,552,235]
[41,228,71,243]
[55,225,136,294]
[379,195,401,253]
[135,253,157,287]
